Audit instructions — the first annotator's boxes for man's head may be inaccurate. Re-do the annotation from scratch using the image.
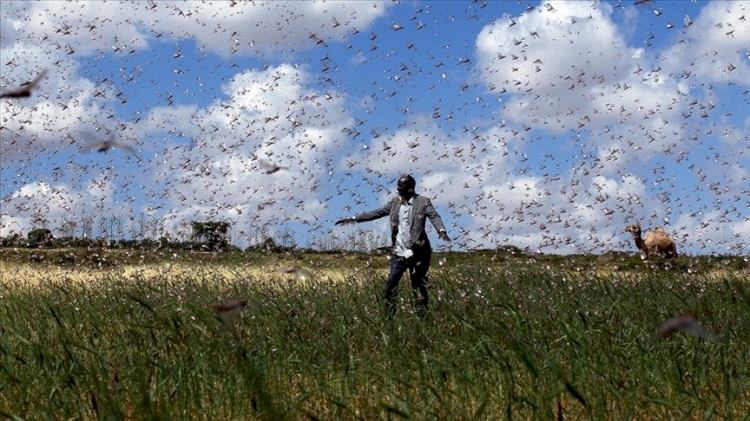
[397,174,416,200]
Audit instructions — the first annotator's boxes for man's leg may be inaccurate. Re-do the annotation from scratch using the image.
[385,256,408,315]
[410,248,431,315]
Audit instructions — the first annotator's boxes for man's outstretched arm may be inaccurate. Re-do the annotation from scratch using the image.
[334,216,356,226]
[335,203,391,225]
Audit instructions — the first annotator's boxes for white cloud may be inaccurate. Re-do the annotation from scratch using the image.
[476,1,634,132]
[0,178,130,238]
[128,64,354,246]
[1,1,392,58]
[662,1,750,86]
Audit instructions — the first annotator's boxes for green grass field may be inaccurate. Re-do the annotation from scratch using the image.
[1,248,748,420]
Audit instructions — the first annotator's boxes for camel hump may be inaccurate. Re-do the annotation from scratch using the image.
[651,226,667,234]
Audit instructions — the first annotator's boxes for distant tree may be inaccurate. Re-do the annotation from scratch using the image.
[191,221,231,251]
[133,213,157,240]
[278,226,297,249]
[105,216,124,240]
[1,233,26,247]
[28,228,53,247]
[248,225,271,248]
[31,209,48,232]
[59,219,77,238]
[97,216,108,240]
[80,217,94,238]
[261,236,279,252]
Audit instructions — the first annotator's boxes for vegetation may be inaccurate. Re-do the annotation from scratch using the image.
[26,228,54,247]
[191,221,232,251]
[1,247,748,420]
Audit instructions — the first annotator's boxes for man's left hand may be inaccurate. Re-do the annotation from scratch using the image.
[438,230,451,242]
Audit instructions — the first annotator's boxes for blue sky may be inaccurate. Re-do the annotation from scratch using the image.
[1,1,748,255]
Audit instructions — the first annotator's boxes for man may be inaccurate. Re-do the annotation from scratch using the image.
[335,174,451,316]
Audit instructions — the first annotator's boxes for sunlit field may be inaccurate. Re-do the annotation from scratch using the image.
[1,248,748,420]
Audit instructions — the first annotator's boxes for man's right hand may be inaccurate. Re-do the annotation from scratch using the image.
[335,217,355,226]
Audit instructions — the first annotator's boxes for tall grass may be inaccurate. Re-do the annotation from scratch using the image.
[1,251,748,420]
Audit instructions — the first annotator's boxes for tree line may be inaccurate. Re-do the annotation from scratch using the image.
[1,216,389,253]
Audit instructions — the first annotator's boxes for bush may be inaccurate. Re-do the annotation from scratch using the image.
[27,228,53,247]
[0,234,26,247]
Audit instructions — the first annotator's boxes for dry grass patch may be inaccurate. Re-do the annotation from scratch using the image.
[0,257,389,292]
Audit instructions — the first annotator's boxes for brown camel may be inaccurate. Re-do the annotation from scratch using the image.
[625,222,677,259]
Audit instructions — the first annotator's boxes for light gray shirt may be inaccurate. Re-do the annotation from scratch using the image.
[393,198,413,258]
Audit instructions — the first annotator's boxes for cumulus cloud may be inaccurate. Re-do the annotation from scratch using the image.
[661,1,750,86]
[0,178,132,238]
[132,63,354,244]
[1,1,392,58]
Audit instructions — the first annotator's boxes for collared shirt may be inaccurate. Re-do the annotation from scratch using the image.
[393,197,413,258]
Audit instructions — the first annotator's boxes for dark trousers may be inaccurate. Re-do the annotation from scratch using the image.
[384,247,431,315]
